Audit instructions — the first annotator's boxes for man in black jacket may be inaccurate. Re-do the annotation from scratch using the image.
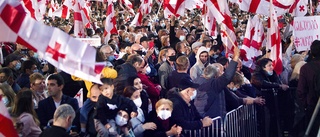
[38,74,79,129]
[168,77,212,132]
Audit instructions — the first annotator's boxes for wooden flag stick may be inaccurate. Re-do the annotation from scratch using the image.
[219,24,237,48]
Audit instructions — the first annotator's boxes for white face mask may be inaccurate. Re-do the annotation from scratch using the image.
[240,36,244,40]
[2,96,9,106]
[232,87,238,91]
[133,97,142,108]
[162,57,166,62]
[146,66,151,74]
[115,115,128,126]
[190,90,197,100]
[267,70,273,76]
[157,110,171,120]
[179,35,186,41]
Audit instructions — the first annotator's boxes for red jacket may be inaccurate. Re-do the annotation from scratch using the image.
[138,73,160,107]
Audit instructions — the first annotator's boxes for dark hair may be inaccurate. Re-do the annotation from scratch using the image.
[126,76,140,87]
[175,42,185,53]
[123,86,138,98]
[311,40,320,58]
[100,78,114,86]
[218,57,229,66]
[0,67,13,78]
[126,54,144,65]
[48,74,64,86]
[203,40,211,46]
[210,45,220,52]
[21,60,35,73]
[12,89,39,125]
[257,58,272,68]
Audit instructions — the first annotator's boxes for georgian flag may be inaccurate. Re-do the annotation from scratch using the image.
[163,0,185,18]
[288,0,308,16]
[103,0,117,43]
[74,88,83,108]
[120,0,135,15]
[48,0,59,17]
[0,0,103,84]
[21,0,42,21]
[267,0,282,75]
[52,0,72,19]
[230,0,294,16]
[0,96,19,137]
[202,3,217,38]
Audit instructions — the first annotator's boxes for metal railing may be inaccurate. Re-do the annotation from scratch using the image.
[185,104,257,137]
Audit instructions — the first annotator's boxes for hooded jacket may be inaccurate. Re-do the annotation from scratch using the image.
[190,47,209,80]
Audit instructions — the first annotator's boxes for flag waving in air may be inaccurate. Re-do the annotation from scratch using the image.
[0,0,102,84]
[267,0,282,75]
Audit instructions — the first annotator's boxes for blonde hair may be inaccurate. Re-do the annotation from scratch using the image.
[161,36,169,47]
[155,98,173,111]
[290,61,306,81]
[290,54,303,69]
[157,49,168,64]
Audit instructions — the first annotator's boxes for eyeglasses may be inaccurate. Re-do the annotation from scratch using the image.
[34,81,45,86]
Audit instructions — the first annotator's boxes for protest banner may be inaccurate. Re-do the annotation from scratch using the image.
[76,38,101,47]
[294,16,320,52]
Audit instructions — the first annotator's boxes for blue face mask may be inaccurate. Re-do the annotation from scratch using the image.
[107,55,115,61]
[213,54,219,59]
[232,87,238,91]
[267,71,273,76]
[15,62,21,70]
[232,19,238,24]
[125,37,130,42]
[33,53,39,58]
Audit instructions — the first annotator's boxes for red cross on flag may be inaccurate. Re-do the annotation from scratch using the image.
[20,0,43,21]
[242,15,264,68]
[229,0,294,16]
[52,0,71,19]
[130,0,153,26]
[163,0,185,18]
[0,96,19,137]
[242,15,264,59]
[74,88,83,108]
[48,0,59,17]
[212,0,237,54]
[0,0,103,84]
[288,0,308,16]
[267,0,282,75]
[104,0,117,43]
[202,3,217,37]
[120,0,135,15]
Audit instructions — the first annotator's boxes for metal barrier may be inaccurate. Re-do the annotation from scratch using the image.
[185,105,257,137]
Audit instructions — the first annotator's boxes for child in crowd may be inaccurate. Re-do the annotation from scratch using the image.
[94,78,138,137]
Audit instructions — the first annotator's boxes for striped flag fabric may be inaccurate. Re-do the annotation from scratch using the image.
[0,96,19,137]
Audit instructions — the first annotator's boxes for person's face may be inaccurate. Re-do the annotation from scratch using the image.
[141,41,149,49]
[206,42,212,48]
[133,78,143,91]
[100,84,114,99]
[101,47,114,60]
[130,90,141,100]
[166,49,176,61]
[29,65,38,74]
[236,61,242,72]
[90,84,101,102]
[156,104,172,114]
[263,61,274,72]
[112,35,119,43]
[0,73,8,83]
[199,52,208,64]
[31,79,45,93]
[47,80,63,97]
[117,110,129,120]
[187,36,195,44]
[180,43,187,53]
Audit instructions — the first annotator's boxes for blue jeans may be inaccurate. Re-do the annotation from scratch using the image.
[80,99,95,123]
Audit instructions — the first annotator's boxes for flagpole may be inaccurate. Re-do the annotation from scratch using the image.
[156,0,164,18]
[219,24,237,48]
[309,0,313,15]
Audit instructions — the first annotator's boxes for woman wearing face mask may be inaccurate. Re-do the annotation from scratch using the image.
[114,108,135,137]
[251,58,290,137]
[123,86,157,137]
[144,99,182,137]
[0,83,16,110]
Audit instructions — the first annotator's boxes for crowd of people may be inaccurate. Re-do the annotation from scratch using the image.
[1,0,320,137]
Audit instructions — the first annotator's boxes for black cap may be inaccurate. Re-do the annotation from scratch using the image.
[140,36,150,43]
[178,77,200,90]
[148,33,158,39]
